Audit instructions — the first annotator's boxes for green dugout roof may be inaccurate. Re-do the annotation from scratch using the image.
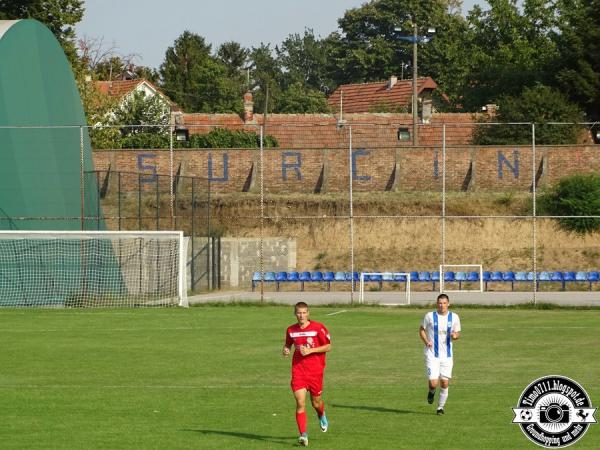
[0,19,102,230]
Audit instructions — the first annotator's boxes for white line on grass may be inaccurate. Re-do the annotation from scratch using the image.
[326,310,348,316]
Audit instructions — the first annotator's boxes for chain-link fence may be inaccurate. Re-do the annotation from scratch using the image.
[3,120,600,302]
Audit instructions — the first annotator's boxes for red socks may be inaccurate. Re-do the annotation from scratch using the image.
[316,403,325,418]
[295,411,307,434]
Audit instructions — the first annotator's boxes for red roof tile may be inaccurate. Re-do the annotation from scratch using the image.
[180,112,476,147]
[327,77,438,114]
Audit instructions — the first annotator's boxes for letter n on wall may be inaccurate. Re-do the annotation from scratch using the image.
[352,149,371,181]
[498,150,519,179]
[208,153,229,182]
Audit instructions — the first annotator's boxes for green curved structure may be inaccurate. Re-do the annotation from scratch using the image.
[0,19,102,230]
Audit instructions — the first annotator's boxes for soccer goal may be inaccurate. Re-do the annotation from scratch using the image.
[0,231,188,308]
[359,272,411,305]
[439,264,483,293]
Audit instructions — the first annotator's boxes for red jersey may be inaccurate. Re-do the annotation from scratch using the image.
[285,320,330,373]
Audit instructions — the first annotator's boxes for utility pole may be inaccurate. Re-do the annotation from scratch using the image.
[412,21,418,146]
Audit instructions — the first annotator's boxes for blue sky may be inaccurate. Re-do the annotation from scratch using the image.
[76,0,484,70]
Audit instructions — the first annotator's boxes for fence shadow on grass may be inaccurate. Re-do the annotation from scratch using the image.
[185,429,290,446]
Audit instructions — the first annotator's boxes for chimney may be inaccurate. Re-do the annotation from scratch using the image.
[387,75,398,90]
[243,91,254,123]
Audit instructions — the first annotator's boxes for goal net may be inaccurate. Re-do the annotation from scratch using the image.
[439,264,483,293]
[359,272,411,305]
[0,231,187,308]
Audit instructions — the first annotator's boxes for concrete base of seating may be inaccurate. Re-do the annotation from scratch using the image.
[189,291,600,307]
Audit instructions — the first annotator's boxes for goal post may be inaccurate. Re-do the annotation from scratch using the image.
[0,230,188,308]
[359,272,411,305]
[439,264,483,293]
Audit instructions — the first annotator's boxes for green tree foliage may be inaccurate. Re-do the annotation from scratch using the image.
[473,84,585,145]
[0,0,84,65]
[276,82,330,113]
[276,29,333,93]
[460,0,559,111]
[216,41,249,78]
[552,0,600,120]
[159,31,242,113]
[113,90,171,136]
[322,0,466,98]
[189,128,278,148]
[538,173,600,234]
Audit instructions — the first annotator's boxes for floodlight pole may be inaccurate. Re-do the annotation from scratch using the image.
[412,22,418,146]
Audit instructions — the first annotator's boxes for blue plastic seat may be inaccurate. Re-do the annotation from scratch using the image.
[515,271,528,282]
[288,271,300,282]
[503,271,516,291]
[562,271,575,290]
[455,271,467,289]
[323,271,335,291]
[467,271,479,282]
[550,271,565,291]
[394,273,407,282]
[431,271,440,290]
[299,271,311,291]
[264,272,276,282]
[587,271,599,290]
[444,271,455,282]
[382,272,394,282]
[275,271,287,291]
[369,273,383,290]
[490,271,503,282]
[251,271,261,291]
[418,272,431,283]
[409,271,419,282]
[334,271,346,282]
[311,271,324,282]
[575,271,587,282]
[482,271,492,290]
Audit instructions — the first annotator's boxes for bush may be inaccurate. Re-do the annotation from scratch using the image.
[188,128,278,148]
[538,173,600,234]
[473,84,585,145]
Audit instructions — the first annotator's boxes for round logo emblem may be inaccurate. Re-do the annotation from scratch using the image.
[512,375,597,448]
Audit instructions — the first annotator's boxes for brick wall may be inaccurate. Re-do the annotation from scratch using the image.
[93,145,600,193]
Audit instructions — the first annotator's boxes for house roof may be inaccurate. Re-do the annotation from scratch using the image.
[327,77,438,114]
[95,78,179,109]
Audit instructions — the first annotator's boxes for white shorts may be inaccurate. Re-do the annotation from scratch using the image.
[425,354,453,380]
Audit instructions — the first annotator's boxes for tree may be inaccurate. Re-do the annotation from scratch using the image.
[552,0,600,120]
[247,44,283,114]
[322,0,466,92]
[473,84,585,145]
[276,29,333,93]
[538,173,600,234]
[459,0,559,110]
[276,82,330,113]
[217,41,249,78]
[113,90,170,136]
[159,31,242,113]
[0,0,84,65]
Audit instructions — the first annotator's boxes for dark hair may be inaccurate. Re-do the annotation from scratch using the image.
[437,293,449,302]
[295,301,309,311]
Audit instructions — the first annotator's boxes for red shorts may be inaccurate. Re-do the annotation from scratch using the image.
[291,370,324,396]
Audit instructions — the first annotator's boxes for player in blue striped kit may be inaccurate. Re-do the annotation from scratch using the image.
[419,293,461,415]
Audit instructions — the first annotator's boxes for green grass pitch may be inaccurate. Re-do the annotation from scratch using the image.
[0,305,599,449]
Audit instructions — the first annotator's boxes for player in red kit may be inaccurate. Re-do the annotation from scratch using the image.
[282,302,331,447]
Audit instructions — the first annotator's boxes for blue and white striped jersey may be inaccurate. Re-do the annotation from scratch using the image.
[421,311,461,359]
